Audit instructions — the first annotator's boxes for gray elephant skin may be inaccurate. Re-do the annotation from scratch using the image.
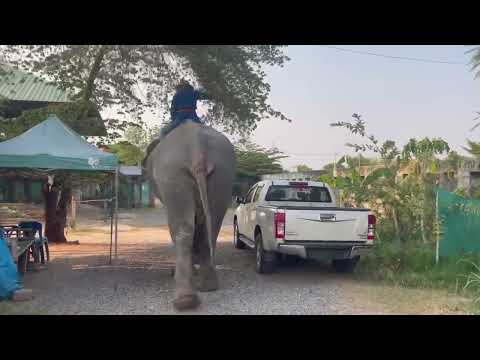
[145,121,235,311]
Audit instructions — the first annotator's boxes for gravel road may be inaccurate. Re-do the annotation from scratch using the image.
[1,206,470,315]
[1,207,387,315]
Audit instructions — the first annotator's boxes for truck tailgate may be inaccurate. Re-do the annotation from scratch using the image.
[283,207,369,242]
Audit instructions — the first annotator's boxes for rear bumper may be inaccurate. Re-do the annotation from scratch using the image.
[276,241,373,260]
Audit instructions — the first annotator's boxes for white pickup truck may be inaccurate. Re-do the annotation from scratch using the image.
[233,180,376,274]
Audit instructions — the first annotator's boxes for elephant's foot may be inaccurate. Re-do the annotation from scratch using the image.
[173,293,201,311]
[197,270,219,292]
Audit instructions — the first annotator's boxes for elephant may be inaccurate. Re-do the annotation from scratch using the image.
[144,120,235,311]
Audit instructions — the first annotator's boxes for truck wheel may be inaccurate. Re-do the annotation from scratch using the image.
[233,220,246,249]
[255,233,276,274]
[332,256,360,273]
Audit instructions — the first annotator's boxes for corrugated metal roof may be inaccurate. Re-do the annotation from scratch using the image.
[120,166,142,176]
[0,65,71,103]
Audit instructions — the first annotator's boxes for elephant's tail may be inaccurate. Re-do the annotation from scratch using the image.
[193,155,215,267]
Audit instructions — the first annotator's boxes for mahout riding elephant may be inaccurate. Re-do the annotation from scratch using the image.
[145,121,235,310]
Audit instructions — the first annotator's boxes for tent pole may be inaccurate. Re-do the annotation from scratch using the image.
[109,175,114,265]
[114,166,119,261]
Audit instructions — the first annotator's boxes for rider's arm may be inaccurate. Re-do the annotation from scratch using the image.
[195,88,209,101]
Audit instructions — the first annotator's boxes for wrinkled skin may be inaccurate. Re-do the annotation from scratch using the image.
[145,121,235,311]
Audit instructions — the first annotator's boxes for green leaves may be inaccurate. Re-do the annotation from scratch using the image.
[296,164,312,172]
[402,137,450,163]
[330,113,454,245]
[234,140,287,177]
[464,140,480,159]
[468,46,480,79]
[123,124,161,152]
[107,141,144,166]
[0,99,106,139]
[0,45,290,137]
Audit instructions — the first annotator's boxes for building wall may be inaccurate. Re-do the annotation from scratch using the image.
[79,175,154,209]
[0,177,43,204]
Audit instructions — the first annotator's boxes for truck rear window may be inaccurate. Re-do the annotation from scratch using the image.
[265,185,332,203]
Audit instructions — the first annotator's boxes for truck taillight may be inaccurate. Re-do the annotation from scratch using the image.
[274,212,286,240]
[368,214,376,241]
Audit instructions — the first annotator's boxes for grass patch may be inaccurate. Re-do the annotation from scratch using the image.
[357,241,480,312]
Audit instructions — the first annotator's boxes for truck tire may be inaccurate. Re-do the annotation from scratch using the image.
[233,220,246,249]
[255,232,276,274]
[332,256,360,273]
[280,254,302,266]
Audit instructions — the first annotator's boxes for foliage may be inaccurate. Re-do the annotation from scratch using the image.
[323,154,379,174]
[463,260,480,304]
[107,141,144,166]
[468,47,480,131]
[322,161,345,175]
[331,113,400,162]
[234,139,287,177]
[455,185,480,200]
[469,46,480,79]
[123,124,161,152]
[441,151,471,174]
[358,241,480,298]
[0,45,291,137]
[401,137,450,243]
[463,139,480,158]
[328,113,450,246]
[295,164,312,172]
[454,187,470,198]
[0,99,107,140]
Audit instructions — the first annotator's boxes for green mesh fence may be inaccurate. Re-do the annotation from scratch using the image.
[437,188,480,258]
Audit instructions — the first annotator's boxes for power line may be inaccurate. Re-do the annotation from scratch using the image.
[322,46,465,65]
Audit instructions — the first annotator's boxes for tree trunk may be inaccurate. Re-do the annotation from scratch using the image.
[42,181,71,243]
[43,182,59,243]
[391,207,402,248]
[83,46,108,101]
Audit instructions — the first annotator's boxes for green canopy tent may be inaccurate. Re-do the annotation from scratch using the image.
[0,114,120,262]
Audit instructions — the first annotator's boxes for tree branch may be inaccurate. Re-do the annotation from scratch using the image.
[84,45,108,101]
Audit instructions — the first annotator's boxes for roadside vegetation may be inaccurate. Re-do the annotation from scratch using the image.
[317,113,480,311]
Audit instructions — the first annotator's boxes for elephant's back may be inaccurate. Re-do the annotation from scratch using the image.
[153,122,234,170]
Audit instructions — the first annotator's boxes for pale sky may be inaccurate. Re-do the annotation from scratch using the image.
[142,45,480,171]
[253,45,479,171]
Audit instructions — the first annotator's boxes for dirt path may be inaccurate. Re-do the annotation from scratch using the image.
[1,206,472,315]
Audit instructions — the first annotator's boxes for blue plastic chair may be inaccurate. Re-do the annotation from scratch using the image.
[18,222,49,264]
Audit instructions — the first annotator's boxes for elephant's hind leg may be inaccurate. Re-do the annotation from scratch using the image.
[194,222,219,292]
[164,187,201,311]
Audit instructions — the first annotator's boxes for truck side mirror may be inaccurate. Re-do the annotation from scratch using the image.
[236,196,244,205]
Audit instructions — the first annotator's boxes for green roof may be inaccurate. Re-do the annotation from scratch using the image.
[0,65,71,103]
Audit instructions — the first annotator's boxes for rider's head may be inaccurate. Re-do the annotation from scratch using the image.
[176,79,193,92]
